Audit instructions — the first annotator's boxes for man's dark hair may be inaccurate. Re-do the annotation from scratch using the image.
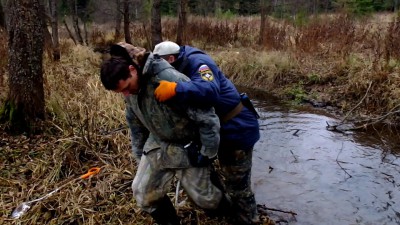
[100,44,143,90]
[100,57,131,90]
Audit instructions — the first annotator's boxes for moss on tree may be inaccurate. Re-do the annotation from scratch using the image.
[0,100,31,135]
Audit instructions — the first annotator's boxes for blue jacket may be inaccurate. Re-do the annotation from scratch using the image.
[171,46,260,150]
[125,53,220,161]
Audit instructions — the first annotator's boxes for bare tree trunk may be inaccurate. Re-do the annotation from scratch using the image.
[0,1,5,88]
[176,0,187,45]
[63,18,77,45]
[115,0,122,39]
[43,25,54,60]
[123,0,132,44]
[49,0,60,61]
[274,0,280,18]
[83,20,88,45]
[151,0,162,48]
[259,0,267,46]
[4,0,45,134]
[258,0,276,46]
[0,0,5,29]
[72,0,83,44]
[132,0,142,20]
[214,0,221,15]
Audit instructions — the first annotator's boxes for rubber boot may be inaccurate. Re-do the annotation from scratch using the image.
[204,193,233,219]
[150,195,180,225]
[210,166,225,192]
[216,194,233,216]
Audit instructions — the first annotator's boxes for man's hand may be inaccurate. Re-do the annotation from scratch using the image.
[196,154,214,167]
[154,80,177,102]
[185,142,214,167]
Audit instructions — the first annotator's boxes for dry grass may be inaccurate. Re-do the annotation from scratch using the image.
[212,49,299,92]
[2,12,400,225]
[1,43,232,224]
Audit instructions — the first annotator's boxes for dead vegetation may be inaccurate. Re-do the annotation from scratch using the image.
[0,42,235,224]
[1,12,400,224]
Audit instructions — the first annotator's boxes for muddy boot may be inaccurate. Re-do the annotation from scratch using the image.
[210,165,225,192]
[150,195,180,225]
[204,194,233,219]
[229,194,260,225]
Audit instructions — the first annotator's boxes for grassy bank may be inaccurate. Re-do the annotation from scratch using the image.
[1,13,400,224]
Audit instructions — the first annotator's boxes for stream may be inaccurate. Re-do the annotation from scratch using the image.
[250,92,400,225]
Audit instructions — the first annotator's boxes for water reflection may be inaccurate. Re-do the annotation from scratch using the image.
[251,96,400,225]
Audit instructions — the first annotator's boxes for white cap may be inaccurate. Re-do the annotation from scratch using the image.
[153,41,180,56]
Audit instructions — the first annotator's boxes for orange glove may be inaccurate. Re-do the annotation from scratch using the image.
[154,80,177,102]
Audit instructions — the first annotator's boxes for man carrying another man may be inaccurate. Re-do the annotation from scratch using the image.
[153,41,263,225]
[100,42,231,225]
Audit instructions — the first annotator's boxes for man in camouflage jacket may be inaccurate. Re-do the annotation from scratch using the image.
[100,43,231,225]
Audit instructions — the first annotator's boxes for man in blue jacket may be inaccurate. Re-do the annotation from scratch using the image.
[153,41,262,225]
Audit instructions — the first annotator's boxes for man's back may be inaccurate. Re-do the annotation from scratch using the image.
[175,46,260,149]
[175,45,242,116]
[125,54,220,150]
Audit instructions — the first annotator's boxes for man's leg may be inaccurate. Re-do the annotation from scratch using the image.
[176,166,222,210]
[218,147,260,225]
[149,195,180,225]
[132,145,179,225]
[177,166,233,218]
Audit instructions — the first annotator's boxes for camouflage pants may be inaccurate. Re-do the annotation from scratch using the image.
[131,134,222,213]
[218,146,259,225]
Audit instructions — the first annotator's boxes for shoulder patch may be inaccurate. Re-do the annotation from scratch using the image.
[197,64,214,81]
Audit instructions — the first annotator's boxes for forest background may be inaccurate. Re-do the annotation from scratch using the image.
[1,0,400,224]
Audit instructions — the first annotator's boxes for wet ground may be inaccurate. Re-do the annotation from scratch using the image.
[251,94,400,225]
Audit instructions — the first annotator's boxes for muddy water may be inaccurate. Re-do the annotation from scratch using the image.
[250,94,400,225]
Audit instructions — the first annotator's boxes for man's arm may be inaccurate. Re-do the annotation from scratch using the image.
[155,63,221,106]
[186,106,220,159]
[125,105,150,162]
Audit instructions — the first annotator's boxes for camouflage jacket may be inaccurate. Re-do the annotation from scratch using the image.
[125,53,220,162]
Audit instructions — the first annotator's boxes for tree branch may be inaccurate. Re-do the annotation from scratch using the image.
[336,143,352,178]
[340,81,372,123]
[327,81,400,132]
[258,204,298,216]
